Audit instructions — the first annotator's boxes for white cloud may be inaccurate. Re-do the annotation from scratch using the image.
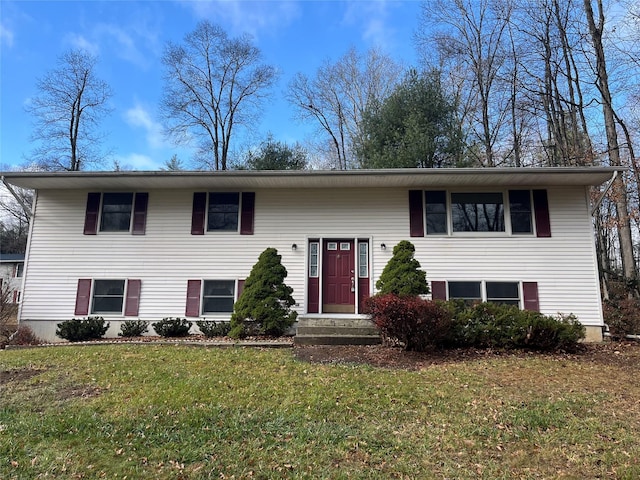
[124,102,166,149]
[342,0,396,50]
[65,33,100,55]
[181,0,301,38]
[0,23,14,48]
[113,153,161,171]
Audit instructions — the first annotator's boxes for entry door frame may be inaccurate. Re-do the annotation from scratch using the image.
[306,236,372,315]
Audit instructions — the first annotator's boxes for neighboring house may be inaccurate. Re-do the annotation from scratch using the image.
[0,253,25,324]
[1,167,619,343]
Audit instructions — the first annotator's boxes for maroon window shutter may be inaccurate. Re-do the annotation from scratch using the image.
[75,279,92,315]
[237,279,246,299]
[191,193,207,235]
[84,193,101,235]
[185,280,202,317]
[533,190,551,237]
[132,193,149,235]
[523,282,540,312]
[431,281,447,300]
[240,192,255,235]
[409,190,425,237]
[124,279,141,316]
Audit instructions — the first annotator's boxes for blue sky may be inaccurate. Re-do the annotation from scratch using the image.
[0,1,421,171]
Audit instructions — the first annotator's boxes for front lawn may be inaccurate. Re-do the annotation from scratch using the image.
[1,344,639,479]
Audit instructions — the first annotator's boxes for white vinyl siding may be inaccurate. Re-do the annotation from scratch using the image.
[19,185,603,341]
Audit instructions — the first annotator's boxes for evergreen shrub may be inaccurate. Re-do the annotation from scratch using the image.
[376,240,429,296]
[230,247,297,338]
[196,321,231,338]
[56,317,109,342]
[152,317,192,337]
[118,320,149,337]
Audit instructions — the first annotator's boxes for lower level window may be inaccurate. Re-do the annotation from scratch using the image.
[486,282,520,306]
[448,281,520,306]
[203,280,235,313]
[448,281,482,305]
[92,280,125,314]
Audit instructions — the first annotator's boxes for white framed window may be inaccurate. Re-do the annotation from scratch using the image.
[358,242,369,278]
[340,242,351,251]
[424,190,535,235]
[202,280,236,313]
[327,242,338,250]
[100,193,134,232]
[92,279,126,314]
[15,263,24,278]
[309,242,319,277]
[448,281,521,306]
[207,192,240,232]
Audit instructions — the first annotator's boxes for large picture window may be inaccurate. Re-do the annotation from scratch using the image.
[202,280,236,313]
[421,190,538,235]
[451,192,505,232]
[92,279,125,314]
[207,193,240,231]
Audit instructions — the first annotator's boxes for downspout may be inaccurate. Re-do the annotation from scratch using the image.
[1,176,33,218]
[591,170,617,216]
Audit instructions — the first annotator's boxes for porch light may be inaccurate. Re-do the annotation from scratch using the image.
[380,243,386,250]
[291,243,297,251]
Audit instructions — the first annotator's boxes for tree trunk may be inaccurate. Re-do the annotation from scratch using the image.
[584,0,638,295]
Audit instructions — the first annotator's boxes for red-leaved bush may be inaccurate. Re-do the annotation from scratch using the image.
[364,294,453,351]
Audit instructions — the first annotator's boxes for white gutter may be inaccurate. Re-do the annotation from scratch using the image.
[1,175,33,218]
[591,170,617,216]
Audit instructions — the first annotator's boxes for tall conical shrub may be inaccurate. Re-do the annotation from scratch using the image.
[230,247,297,338]
[376,240,429,296]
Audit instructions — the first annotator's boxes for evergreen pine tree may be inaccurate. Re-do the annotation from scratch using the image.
[376,240,429,296]
[230,248,297,338]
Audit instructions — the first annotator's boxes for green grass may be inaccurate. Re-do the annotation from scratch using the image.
[1,345,639,479]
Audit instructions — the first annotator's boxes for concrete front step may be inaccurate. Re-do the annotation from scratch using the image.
[294,316,381,346]
[297,326,379,336]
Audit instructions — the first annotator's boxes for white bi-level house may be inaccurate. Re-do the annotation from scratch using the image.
[1,167,618,343]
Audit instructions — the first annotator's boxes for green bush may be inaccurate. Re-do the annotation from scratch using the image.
[376,240,429,296]
[196,320,231,338]
[152,317,192,337]
[56,317,109,342]
[230,248,297,338]
[452,303,584,351]
[118,320,149,337]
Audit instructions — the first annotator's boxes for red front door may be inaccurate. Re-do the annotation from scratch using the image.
[323,240,355,313]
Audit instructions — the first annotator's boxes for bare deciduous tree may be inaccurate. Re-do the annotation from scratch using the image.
[25,50,112,171]
[160,21,277,171]
[287,47,403,169]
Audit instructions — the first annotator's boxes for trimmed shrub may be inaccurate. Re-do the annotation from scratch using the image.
[364,294,453,351]
[56,317,109,342]
[452,303,584,351]
[376,240,429,296]
[152,317,192,337]
[196,321,231,338]
[230,248,297,338]
[118,320,149,337]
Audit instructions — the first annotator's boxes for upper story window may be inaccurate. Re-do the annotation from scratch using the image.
[412,189,548,237]
[191,192,255,235]
[100,193,134,232]
[207,193,240,231]
[84,192,148,235]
